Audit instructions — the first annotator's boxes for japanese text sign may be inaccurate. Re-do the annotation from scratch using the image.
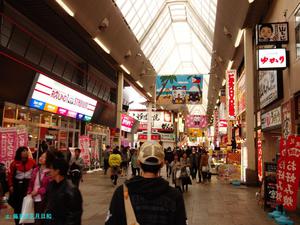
[185,115,207,128]
[258,48,287,69]
[226,70,236,119]
[256,22,289,45]
[121,114,135,133]
[261,106,281,130]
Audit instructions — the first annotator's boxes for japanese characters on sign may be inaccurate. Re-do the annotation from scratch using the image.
[121,114,135,133]
[214,110,219,143]
[256,22,289,45]
[258,48,287,69]
[79,136,90,166]
[259,70,280,108]
[226,70,236,119]
[276,136,300,211]
[237,71,246,115]
[257,130,263,182]
[261,106,281,130]
[185,115,207,128]
[282,100,293,139]
[129,111,173,132]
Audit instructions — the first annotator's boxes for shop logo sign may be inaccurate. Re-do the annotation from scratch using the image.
[226,70,236,119]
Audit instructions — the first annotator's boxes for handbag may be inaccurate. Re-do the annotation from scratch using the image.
[123,184,140,225]
[19,195,35,223]
[202,166,209,172]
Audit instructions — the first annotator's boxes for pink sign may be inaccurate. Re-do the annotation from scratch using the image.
[67,110,77,118]
[58,107,68,116]
[0,128,17,169]
[185,115,207,128]
[121,114,135,133]
[17,129,29,149]
[79,136,90,166]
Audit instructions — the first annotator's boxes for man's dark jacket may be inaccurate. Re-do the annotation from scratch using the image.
[45,179,82,225]
[105,176,187,225]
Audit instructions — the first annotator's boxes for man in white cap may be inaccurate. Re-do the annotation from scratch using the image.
[105,141,187,225]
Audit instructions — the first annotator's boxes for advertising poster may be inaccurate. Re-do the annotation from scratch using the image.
[129,110,173,132]
[156,75,203,105]
[259,70,279,108]
[121,114,135,132]
[79,136,91,166]
[185,115,207,128]
[226,70,236,119]
[188,128,203,138]
[256,22,289,45]
[237,71,246,115]
[261,106,281,130]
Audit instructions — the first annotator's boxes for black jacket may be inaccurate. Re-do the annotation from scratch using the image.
[105,176,187,225]
[45,179,82,225]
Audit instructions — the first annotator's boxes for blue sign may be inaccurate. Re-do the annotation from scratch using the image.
[76,113,84,120]
[29,98,46,110]
[83,115,92,121]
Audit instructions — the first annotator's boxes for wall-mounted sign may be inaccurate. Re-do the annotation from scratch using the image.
[185,115,207,128]
[282,100,294,139]
[188,128,203,137]
[256,22,289,45]
[257,130,263,182]
[129,110,173,131]
[261,106,281,130]
[219,119,227,128]
[259,70,281,109]
[258,48,287,69]
[226,70,236,119]
[121,114,135,133]
[27,74,97,121]
[237,71,246,115]
[160,133,175,142]
[138,133,160,140]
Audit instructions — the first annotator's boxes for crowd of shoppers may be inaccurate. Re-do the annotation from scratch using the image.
[0,143,83,225]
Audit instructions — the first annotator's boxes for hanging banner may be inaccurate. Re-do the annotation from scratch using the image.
[259,70,280,108]
[79,136,91,166]
[121,114,135,133]
[226,70,236,119]
[261,106,281,130]
[276,136,300,211]
[214,110,219,143]
[16,128,29,149]
[257,130,263,182]
[129,110,173,131]
[156,75,203,105]
[0,128,17,169]
[188,128,203,138]
[237,71,246,115]
[282,100,294,139]
[185,115,207,128]
[256,22,289,45]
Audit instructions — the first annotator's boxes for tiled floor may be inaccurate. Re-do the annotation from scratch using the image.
[1,170,300,225]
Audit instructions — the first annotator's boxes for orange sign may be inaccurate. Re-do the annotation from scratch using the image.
[44,103,58,113]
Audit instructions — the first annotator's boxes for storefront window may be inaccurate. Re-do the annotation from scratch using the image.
[28,109,40,124]
[17,107,28,121]
[295,7,300,58]
[4,104,16,119]
[61,117,68,128]
[41,114,51,125]
[51,115,60,127]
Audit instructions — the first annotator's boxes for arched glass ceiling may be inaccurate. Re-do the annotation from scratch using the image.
[115,0,217,114]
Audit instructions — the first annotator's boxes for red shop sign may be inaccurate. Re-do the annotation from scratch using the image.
[138,134,161,140]
[257,130,263,182]
[226,70,236,119]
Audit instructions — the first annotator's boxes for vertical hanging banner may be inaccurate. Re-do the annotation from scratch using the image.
[257,130,263,182]
[79,136,91,167]
[276,136,300,211]
[282,100,294,139]
[226,70,236,120]
[214,110,219,144]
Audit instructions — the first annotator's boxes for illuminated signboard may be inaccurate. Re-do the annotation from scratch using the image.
[256,22,289,45]
[258,48,287,69]
[27,74,97,121]
[121,114,135,132]
[226,70,236,119]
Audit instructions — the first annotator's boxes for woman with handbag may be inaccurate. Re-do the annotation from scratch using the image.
[27,152,51,225]
[170,154,182,192]
[8,146,36,225]
[179,153,192,192]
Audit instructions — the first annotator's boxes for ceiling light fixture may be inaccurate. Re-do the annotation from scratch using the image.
[227,60,234,71]
[234,29,244,47]
[218,91,221,96]
[248,0,255,3]
[147,92,152,98]
[216,99,220,104]
[56,0,74,17]
[136,81,143,88]
[222,78,226,86]
[160,106,164,110]
[120,64,130,74]
[93,37,110,54]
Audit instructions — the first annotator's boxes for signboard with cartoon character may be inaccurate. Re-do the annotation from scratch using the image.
[156,75,203,105]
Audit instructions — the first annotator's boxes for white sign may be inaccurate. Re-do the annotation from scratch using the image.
[160,133,175,142]
[258,48,287,69]
[261,106,282,130]
[129,111,173,131]
[28,74,97,120]
[259,70,279,108]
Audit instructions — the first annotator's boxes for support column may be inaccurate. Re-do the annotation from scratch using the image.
[116,72,124,148]
[244,28,257,185]
[147,103,152,141]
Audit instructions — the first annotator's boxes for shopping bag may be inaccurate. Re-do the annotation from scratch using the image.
[202,166,209,172]
[19,195,35,224]
[175,170,181,179]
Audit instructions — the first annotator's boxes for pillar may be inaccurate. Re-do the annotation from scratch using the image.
[244,28,257,185]
[116,71,124,148]
[147,103,152,141]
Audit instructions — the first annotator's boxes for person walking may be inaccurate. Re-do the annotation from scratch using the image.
[105,141,187,225]
[199,150,209,183]
[27,152,51,225]
[8,146,36,225]
[120,147,129,176]
[189,148,199,180]
[170,154,182,192]
[44,150,82,225]
[108,148,122,185]
[103,145,111,175]
[130,149,140,176]
[69,149,84,187]
[164,147,174,178]
[180,153,191,192]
